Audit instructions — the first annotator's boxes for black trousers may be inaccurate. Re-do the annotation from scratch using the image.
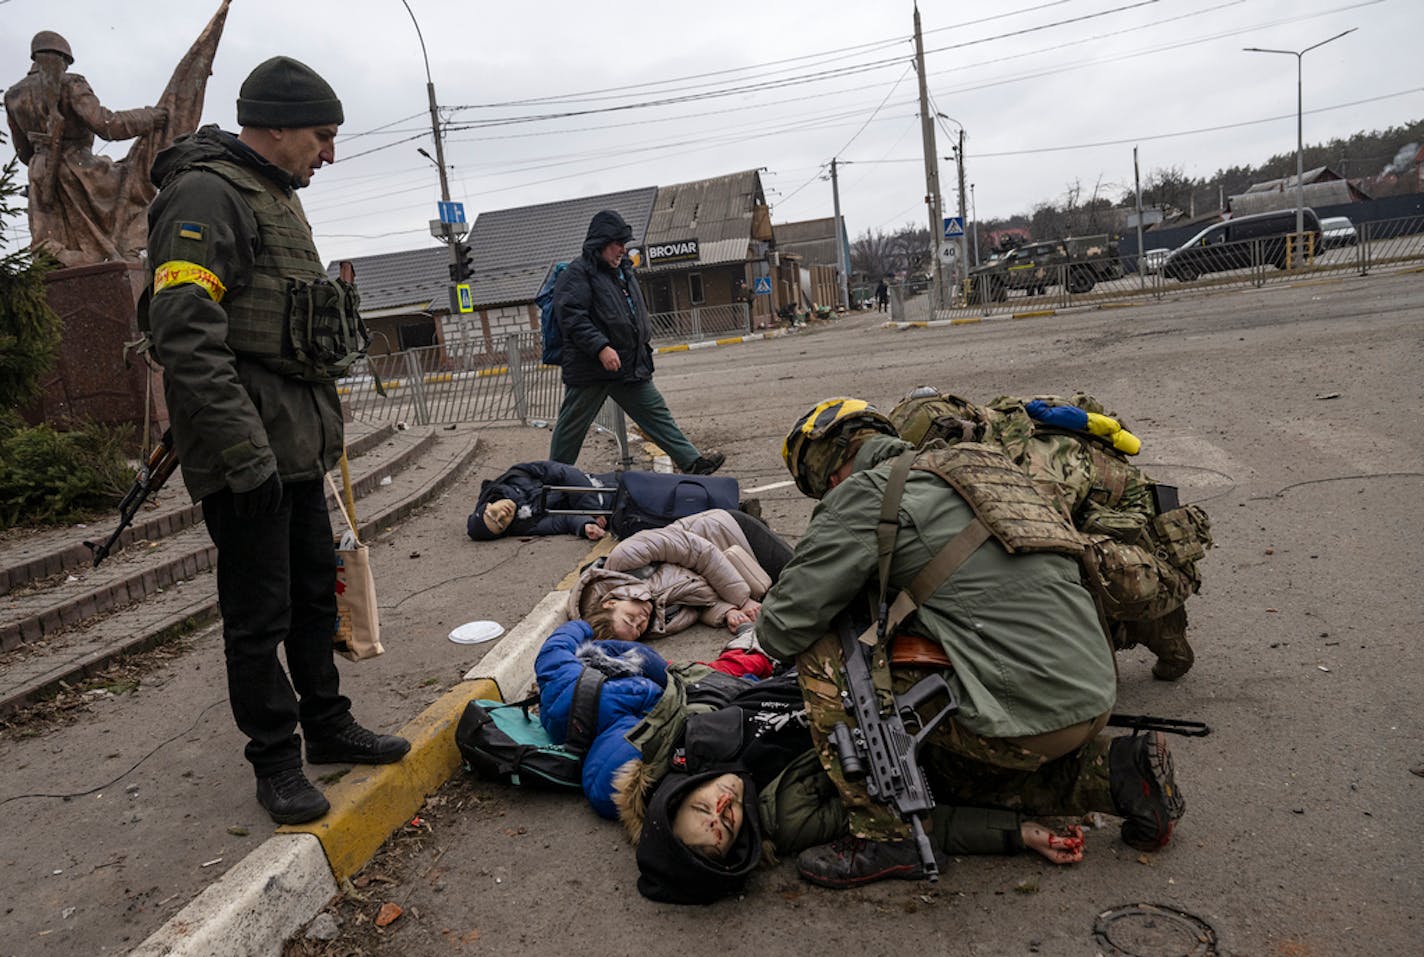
[203,478,350,776]
[728,510,794,583]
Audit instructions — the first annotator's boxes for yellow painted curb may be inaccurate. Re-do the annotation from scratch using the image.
[279,677,501,882]
[715,335,745,346]
[658,343,691,353]
[561,535,615,589]
[949,317,983,325]
[1011,309,1056,319]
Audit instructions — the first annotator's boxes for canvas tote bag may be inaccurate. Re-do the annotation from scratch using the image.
[326,470,384,661]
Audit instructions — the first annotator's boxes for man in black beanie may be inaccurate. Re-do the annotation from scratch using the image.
[144,56,409,825]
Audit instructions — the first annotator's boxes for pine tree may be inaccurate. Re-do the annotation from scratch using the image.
[0,135,61,414]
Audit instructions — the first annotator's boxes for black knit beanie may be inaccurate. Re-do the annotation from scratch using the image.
[237,56,343,128]
[635,771,762,905]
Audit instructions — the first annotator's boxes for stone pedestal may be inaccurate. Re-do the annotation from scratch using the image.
[24,261,167,443]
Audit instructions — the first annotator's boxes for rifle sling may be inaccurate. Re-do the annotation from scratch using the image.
[872,448,994,642]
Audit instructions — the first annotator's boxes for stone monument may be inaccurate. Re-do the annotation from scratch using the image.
[5,2,230,435]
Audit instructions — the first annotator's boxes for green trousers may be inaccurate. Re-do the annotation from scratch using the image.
[549,379,700,469]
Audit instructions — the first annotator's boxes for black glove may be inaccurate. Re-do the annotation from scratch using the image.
[233,472,283,517]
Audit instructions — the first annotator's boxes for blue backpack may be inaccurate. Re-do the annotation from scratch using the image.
[537,262,569,365]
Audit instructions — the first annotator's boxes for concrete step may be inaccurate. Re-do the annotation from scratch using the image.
[0,424,481,718]
[0,421,397,597]
[0,425,433,654]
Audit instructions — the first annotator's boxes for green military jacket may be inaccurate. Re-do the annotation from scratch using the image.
[146,126,343,502]
[758,434,1116,740]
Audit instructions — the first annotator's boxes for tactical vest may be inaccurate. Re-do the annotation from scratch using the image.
[183,158,367,382]
[910,444,1085,557]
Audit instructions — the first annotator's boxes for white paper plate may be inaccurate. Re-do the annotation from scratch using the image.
[448,620,505,644]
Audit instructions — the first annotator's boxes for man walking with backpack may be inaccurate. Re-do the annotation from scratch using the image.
[547,209,724,475]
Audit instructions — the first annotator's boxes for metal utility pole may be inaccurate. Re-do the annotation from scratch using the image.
[1134,146,1146,291]
[954,127,968,287]
[402,0,464,281]
[913,5,943,312]
[1245,27,1357,237]
[970,183,979,266]
[830,157,850,311]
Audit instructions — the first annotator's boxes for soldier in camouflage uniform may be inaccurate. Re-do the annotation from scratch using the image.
[757,398,1189,888]
[889,388,1212,680]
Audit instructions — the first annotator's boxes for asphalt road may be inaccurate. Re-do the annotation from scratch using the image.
[4,268,1421,956]
[310,270,1422,957]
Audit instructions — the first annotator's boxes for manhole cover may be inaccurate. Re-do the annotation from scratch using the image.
[1094,903,1219,957]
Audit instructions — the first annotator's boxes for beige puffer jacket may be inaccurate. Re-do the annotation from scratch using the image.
[566,509,771,638]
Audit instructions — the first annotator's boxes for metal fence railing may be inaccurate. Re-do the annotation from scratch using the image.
[647,303,751,343]
[340,330,632,462]
[885,212,1424,322]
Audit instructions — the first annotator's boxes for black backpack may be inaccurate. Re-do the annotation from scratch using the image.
[455,668,604,789]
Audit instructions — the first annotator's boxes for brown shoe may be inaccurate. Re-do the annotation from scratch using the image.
[796,835,938,888]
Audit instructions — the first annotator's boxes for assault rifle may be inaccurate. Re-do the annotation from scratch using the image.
[827,610,959,881]
[1107,713,1211,737]
[85,430,179,567]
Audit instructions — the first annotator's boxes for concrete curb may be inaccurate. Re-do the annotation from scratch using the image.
[130,538,608,956]
[881,308,1060,330]
[653,327,788,355]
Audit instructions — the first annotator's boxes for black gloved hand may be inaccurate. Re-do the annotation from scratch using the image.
[233,472,283,518]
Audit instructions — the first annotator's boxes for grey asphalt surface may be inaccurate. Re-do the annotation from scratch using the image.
[4,269,1422,956]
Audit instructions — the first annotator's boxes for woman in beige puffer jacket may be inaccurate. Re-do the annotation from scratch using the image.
[567,509,772,639]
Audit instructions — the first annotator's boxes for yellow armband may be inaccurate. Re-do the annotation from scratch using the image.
[154,260,227,303]
[1086,412,1141,455]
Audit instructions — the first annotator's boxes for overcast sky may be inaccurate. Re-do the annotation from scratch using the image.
[2,0,1420,263]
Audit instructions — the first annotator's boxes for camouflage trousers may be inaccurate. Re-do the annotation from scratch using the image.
[1081,535,1196,627]
[795,634,1116,842]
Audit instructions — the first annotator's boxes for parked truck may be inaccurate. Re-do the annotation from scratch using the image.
[967,234,1122,302]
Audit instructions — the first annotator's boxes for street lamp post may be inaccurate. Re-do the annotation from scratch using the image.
[401,0,464,280]
[1244,27,1357,237]
[969,182,979,267]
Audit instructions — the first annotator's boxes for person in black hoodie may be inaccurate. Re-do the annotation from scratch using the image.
[547,210,724,475]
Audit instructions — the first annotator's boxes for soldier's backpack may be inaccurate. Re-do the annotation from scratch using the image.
[537,262,569,365]
[455,667,604,789]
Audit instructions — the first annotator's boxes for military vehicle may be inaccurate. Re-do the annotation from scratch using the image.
[967,234,1122,301]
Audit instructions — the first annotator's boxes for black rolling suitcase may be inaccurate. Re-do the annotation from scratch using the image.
[541,470,740,538]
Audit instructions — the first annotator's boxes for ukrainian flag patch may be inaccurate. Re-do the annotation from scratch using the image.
[177,222,206,241]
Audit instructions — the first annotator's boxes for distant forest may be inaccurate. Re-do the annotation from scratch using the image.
[851,117,1424,281]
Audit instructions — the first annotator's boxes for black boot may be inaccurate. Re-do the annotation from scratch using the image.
[685,452,725,475]
[1109,731,1185,851]
[256,768,330,825]
[306,721,411,765]
[796,835,937,888]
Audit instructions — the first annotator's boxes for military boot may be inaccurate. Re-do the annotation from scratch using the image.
[796,835,940,888]
[1118,607,1194,680]
[1109,731,1185,851]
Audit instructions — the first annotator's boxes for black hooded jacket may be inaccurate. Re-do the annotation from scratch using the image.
[551,210,656,387]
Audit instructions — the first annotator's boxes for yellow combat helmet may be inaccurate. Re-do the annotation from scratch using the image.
[782,397,899,499]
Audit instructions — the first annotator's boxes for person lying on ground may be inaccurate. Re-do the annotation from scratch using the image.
[466,460,614,542]
[532,622,1087,904]
[567,508,783,639]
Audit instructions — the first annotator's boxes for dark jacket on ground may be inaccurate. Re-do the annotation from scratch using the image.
[552,210,655,387]
[466,461,614,541]
[146,125,343,501]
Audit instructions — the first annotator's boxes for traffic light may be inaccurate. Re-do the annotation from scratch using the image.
[448,242,474,282]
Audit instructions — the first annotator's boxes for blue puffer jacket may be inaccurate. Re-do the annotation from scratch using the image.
[535,621,670,818]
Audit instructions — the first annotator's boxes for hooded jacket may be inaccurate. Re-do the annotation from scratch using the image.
[566,509,770,637]
[145,125,343,501]
[551,210,656,387]
[466,461,614,541]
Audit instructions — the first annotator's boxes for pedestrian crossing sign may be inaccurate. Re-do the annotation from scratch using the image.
[456,283,473,313]
[752,276,773,295]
